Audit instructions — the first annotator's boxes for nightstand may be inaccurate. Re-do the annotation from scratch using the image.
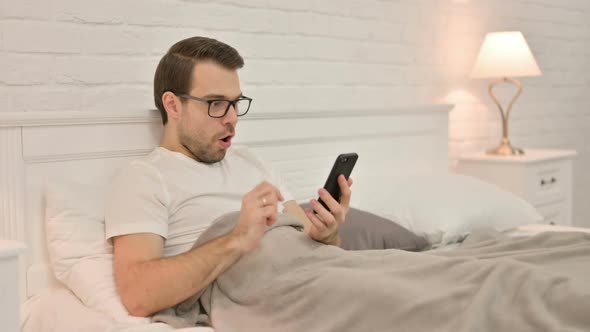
[0,240,26,332]
[456,149,577,226]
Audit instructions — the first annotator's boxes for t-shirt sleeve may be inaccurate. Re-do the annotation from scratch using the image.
[105,161,170,241]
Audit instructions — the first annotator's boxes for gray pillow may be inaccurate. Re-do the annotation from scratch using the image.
[300,203,430,251]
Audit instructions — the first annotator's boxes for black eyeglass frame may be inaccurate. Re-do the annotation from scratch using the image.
[174,92,252,118]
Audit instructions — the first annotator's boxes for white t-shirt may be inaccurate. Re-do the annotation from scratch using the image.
[105,146,294,257]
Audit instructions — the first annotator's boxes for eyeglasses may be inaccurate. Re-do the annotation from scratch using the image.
[175,93,252,118]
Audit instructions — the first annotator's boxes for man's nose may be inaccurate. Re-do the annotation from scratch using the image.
[222,104,238,124]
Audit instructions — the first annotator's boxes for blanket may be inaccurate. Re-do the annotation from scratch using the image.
[154,212,590,331]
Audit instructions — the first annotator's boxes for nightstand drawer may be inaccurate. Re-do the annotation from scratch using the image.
[457,149,576,226]
[527,162,568,205]
[535,201,568,226]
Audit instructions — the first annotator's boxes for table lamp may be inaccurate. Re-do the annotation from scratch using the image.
[471,31,542,155]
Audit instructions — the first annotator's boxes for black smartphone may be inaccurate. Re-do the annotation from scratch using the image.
[317,153,358,212]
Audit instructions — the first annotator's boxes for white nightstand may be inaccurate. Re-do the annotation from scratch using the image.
[456,149,577,226]
[0,240,26,332]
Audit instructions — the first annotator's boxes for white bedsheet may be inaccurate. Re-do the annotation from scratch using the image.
[21,287,213,332]
[428,223,590,251]
[511,223,590,236]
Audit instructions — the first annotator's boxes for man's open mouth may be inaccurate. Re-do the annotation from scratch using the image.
[220,134,233,143]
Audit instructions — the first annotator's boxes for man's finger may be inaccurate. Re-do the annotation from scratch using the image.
[305,208,327,233]
[274,187,285,202]
[338,175,352,209]
[264,207,277,226]
[255,181,284,202]
[252,183,278,203]
[317,188,341,216]
[262,205,277,217]
[255,181,277,194]
[311,198,338,228]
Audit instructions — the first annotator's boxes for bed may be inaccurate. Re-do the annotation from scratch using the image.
[1,105,589,331]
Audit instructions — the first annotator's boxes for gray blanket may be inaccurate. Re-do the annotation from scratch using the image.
[154,212,590,331]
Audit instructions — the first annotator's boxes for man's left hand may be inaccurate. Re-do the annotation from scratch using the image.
[304,175,353,246]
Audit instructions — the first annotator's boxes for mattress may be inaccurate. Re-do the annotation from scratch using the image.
[21,287,213,332]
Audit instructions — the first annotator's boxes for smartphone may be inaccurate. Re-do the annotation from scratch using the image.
[317,153,358,212]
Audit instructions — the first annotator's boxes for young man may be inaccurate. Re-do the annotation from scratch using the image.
[105,36,353,317]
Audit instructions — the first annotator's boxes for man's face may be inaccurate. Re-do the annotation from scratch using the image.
[177,61,241,164]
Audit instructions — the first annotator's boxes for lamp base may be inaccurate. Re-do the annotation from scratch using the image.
[487,138,524,156]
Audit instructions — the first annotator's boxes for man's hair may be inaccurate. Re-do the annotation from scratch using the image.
[153,36,244,125]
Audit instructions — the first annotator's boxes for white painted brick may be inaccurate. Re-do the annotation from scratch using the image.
[402,22,436,46]
[0,0,51,19]
[0,22,4,50]
[289,12,401,42]
[241,60,404,86]
[528,0,590,12]
[217,0,415,22]
[3,20,83,54]
[217,0,312,12]
[267,0,313,12]
[3,20,198,55]
[52,0,125,24]
[217,32,412,64]
[0,54,54,85]
[49,0,401,43]
[404,66,448,85]
[0,86,152,112]
[310,1,376,19]
[242,85,423,113]
[381,2,421,24]
[52,56,158,85]
[514,1,589,25]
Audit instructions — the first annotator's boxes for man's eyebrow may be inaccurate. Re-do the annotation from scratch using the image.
[202,93,244,99]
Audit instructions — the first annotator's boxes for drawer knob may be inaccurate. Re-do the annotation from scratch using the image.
[540,177,558,186]
[549,221,556,225]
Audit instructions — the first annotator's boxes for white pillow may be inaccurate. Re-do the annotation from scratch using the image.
[45,180,149,325]
[372,174,543,245]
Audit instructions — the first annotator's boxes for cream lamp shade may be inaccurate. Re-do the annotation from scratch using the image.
[471,31,541,78]
[470,31,542,156]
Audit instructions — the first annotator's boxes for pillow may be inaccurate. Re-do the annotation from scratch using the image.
[371,174,543,245]
[300,203,429,251]
[45,180,149,324]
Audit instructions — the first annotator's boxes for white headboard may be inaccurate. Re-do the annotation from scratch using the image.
[0,105,452,303]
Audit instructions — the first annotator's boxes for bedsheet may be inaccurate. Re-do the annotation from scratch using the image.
[428,223,590,252]
[21,288,213,332]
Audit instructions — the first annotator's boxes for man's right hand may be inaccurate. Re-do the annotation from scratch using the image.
[231,181,284,253]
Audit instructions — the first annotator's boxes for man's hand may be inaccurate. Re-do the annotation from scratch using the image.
[304,175,353,245]
[231,181,284,253]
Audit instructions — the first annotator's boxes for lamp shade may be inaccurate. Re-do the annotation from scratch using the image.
[471,31,542,78]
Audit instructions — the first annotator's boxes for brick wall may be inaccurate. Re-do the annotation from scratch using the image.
[1,0,589,225]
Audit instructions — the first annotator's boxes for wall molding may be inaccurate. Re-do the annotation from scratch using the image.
[0,105,453,128]
[23,148,155,164]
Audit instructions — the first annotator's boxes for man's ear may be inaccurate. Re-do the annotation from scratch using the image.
[162,91,182,122]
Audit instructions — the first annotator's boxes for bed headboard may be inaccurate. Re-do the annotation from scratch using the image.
[0,105,452,303]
